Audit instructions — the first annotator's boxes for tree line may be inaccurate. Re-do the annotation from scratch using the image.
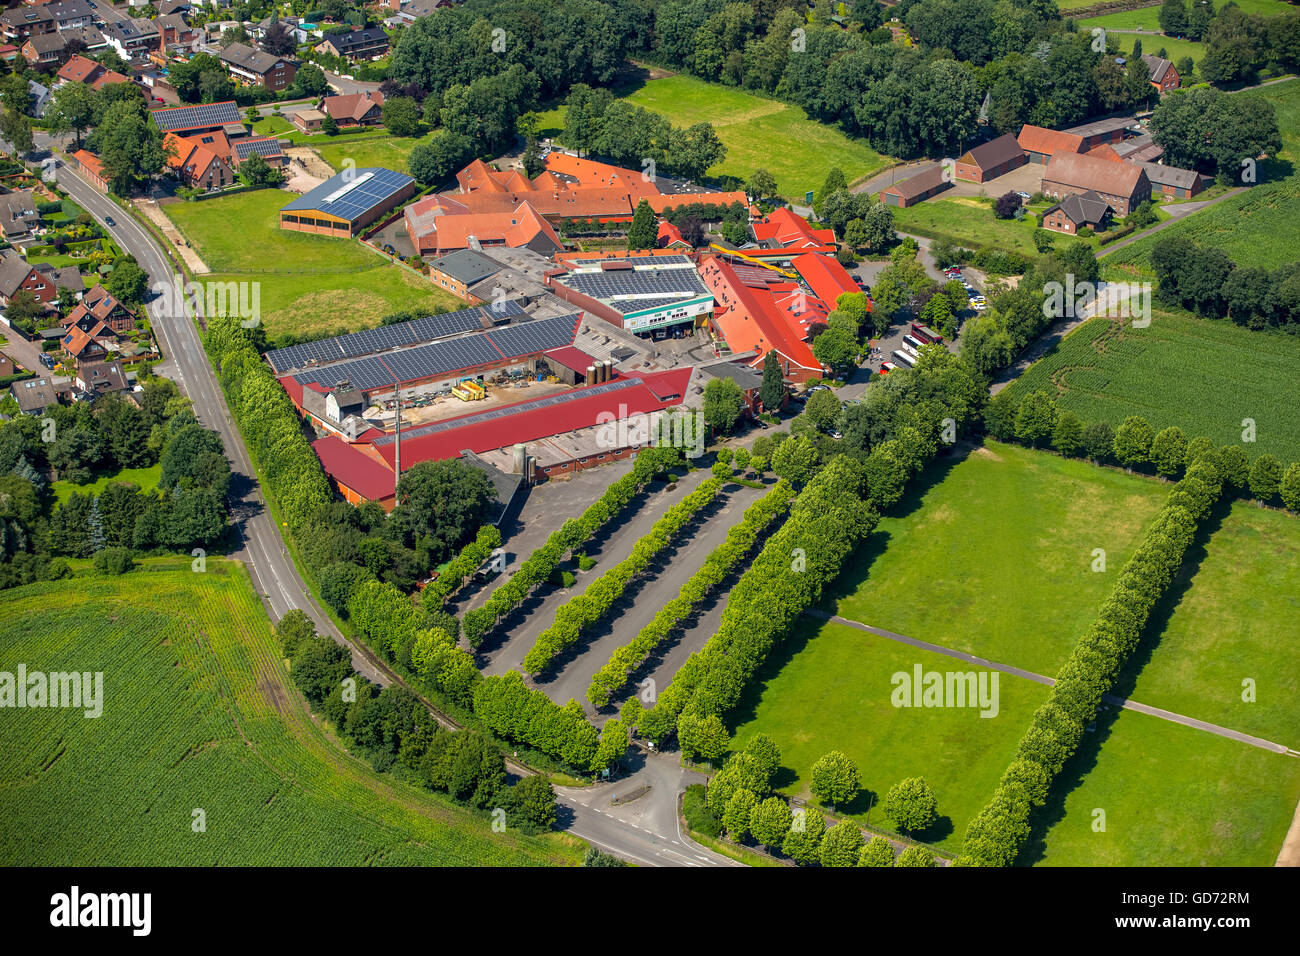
[962,456,1225,865]
[1150,235,1300,334]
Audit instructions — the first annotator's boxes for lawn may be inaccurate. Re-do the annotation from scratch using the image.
[250,114,432,176]
[163,190,462,338]
[0,563,584,866]
[731,617,1054,853]
[826,441,1168,676]
[52,464,161,505]
[536,74,891,200]
[1027,706,1300,865]
[1004,310,1300,464]
[1103,78,1300,277]
[1115,500,1300,748]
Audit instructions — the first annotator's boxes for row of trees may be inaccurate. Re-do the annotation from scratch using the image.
[462,445,682,647]
[1149,86,1283,184]
[1150,235,1300,333]
[424,524,503,606]
[522,477,724,674]
[277,612,558,830]
[987,390,1300,510]
[585,481,796,708]
[962,457,1225,865]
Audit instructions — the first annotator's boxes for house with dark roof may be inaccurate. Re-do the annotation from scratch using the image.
[1060,116,1135,150]
[1042,151,1151,217]
[954,133,1026,183]
[1142,53,1180,92]
[232,136,287,168]
[1,5,55,43]
[316,26,389,60]
[102,17,159,60]
[74,359,129,398]
[10,376,57,414]
[0,249,61,306]
[0,189,41,241]
[426,249,504,301]
[61,285,138,335]
[320,90,384,126]
[879,165,952,207]
[1042,190,1111,235]
[217,41,296,91]
[22,33,67,66]
[149,100,241,135]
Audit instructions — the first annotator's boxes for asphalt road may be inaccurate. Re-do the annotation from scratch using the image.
[48,154,734,866]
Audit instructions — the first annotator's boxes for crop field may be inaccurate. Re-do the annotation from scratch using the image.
[826,441,1167,676]
[0,564,583,865]
[535,74,890,200]
[1104,78,1300,277]
[1005,311,1300,463]
[1116,500,1300,747]
[1028,707,1300,866]
[731,618,1053,853]
[164,191,461,338]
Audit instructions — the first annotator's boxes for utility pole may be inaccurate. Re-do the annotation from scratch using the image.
[393,378,402,493]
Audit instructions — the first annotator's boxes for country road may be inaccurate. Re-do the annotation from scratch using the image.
[46,148,732,867]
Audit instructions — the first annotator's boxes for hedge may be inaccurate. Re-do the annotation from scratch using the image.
[522,477,724,675]
[586,480,796,709]
[960,458,1224,866]
[473,670,602,770]
[461,445,682,648]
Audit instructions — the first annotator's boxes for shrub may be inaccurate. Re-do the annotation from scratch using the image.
[92,546,134,574]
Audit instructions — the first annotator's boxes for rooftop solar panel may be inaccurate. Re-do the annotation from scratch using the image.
[151,100,240,132]
[234,138,285,158]
[281,167,415,221]
[484,314,580,359]
[266,305,491,373]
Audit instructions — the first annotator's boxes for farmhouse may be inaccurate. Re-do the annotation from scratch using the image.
[1042,190,1110,235]
[880,165,952,207]
[1042,151,1150,217]
[403,195,563,257]
[1017,125,1085,164]
[953,133,1026,183]
[280,167,416,237]
[1142,53,1180,92]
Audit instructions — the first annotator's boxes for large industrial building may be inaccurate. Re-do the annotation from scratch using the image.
[280,167,417,237]
[546,254,715,339]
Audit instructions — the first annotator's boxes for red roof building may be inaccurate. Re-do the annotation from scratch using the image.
[750,207,836,252]
[792,253,866,313]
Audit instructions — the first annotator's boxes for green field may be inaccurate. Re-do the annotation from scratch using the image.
[1029,707,1300,865]
[731,618,1053,852]
[1004,311,1300,464]
[0,564,583,865]
[893,195,1131,255]
[1117,501,1300,747]
[1076,0,1296,30]
[1104,78,1300,277]
[164,190,461,337]
[828,441,1167,675]
[536,74,891,200]
[52,464,161,505]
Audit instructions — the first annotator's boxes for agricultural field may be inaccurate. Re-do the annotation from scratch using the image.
[1116,500,1300,747]
[163,190,461,338]
[826,441,1167,676]
[730,618,1053,853]
[1104,78,1300,276]
[1075,0,1296,31]
[535,74,891,200]
[0,564,583,866]
[1028,707,1300,865]
[1004,310,1300,463]
[52,464,161,505]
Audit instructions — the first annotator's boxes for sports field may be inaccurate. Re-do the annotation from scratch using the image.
[164,190,460,338]
[1104,78,1300,277]
[731,618,1053,853]
[1004,311,1300,464]
[0,564,583,866]
[536,74,891,200]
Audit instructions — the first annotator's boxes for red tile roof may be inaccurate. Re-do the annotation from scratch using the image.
[1017,125,1085,157]
[751,207,836,251]
[542,346,599,375]
[700,256,822,378]
[312,434,398,501]
[792,253,863,312]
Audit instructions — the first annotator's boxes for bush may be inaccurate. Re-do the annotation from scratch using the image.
[682,783,722,838]
[92,547,134,574]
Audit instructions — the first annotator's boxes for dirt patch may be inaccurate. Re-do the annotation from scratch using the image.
[972,445,1003,461]
[285,147,334,189]
[1277,797,1300,866]
[139,199,209,275]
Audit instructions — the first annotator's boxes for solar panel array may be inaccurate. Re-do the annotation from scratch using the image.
[152,101,240,132]
[288,313,581,393]
[560,267,709,302]
[282,167,414,221]
[266,303,515,373]
[371,377,641,447]
[234,138,285,159]
[569,255,695,272]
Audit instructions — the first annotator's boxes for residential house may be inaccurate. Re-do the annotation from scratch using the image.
[163,131,235,189]
[0,249,65,306]
[320,90,384,127]
[1041,151,1151,217]
[157,1,195,16]
[47,0,95,31]
[27,79,49,118]
[0,5,55,43]
[22,34,67,66]
[0,190,41,242]
[71,149,109,191]
[102,18,160,61]
[62,285,138,335]
[1142,53,1180,93]
[953,133,1026,183]
[1017,125,1085,164]
[393,0,451,24]
[10,376,57,414]
[880,165,952,207]
[316,27,390,60]
[61,319,119,362]
[1042,190,1111,235]
[217,42,296,91]
[155,13,200,49]
[74,359,130,397]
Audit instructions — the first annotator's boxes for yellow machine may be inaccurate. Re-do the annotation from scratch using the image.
[707,243,798,279]
[452,380,486,402]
